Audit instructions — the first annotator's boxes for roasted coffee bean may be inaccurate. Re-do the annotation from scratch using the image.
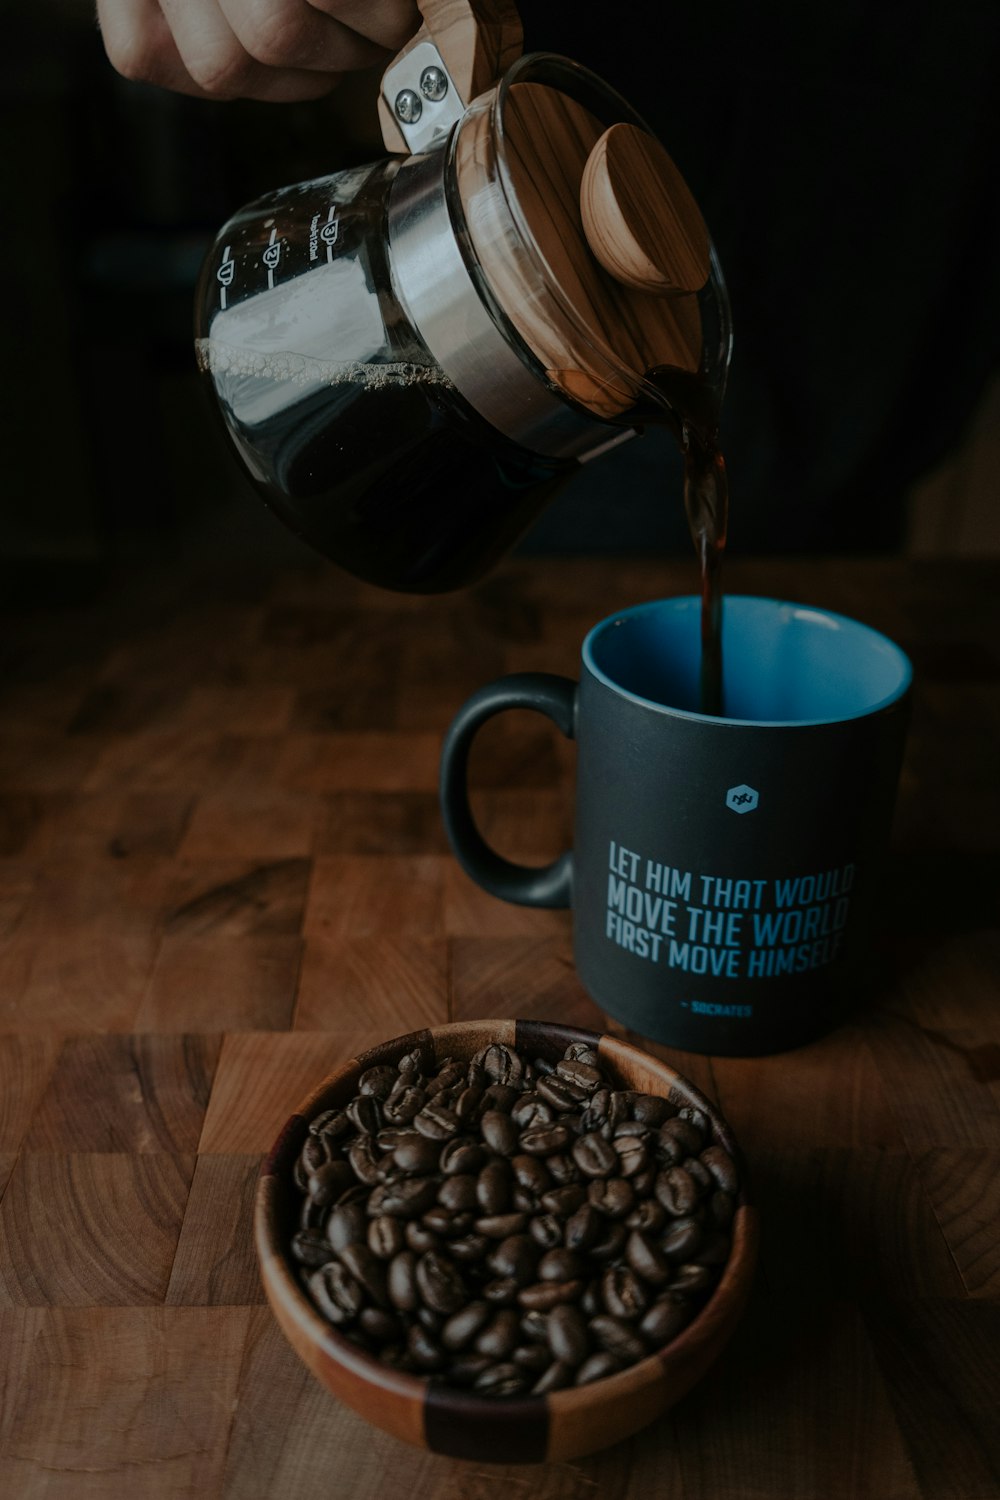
[476,1160,511,1215]
[512,1154,551,1196]
[382,1086,425,1125]
[683,1156,713,1195]
[481,1083,520,1114]
[519,1124,571,1156]
[482,1277,520,1305]
[565,1203,603,1251]
[368,1176,438,1219]
[437,1174,478,1213]
[346,1096,381,1135]
[700,1145,739,1194]
[626,1199,667,1234]
[607,1091,632,1128]
[425,1059,466,1097]
[655,1166,699,1218]
[576,1352,624,1386]
[587,1177,635,1219]
[473,1362,526,1396]
[564,1042,600,1066]
[631,1094,672,1128]
[396,1047,425,1079]
[407,1323,446,1370]
[454,1084,484,1122]
[415,1305,444,1334]
[339,1243,390,1308]
[678,1105,710,1139]
[547,1303,590,1366]
[299,1197,324,1232]
[358,1065,397,1099]
[480,1110,519,1157]
[422,1207,469,1238]
[387,1249,419,1310]
[614,1136,651,1178]
[518,1279,585,1311]
[475,1212,528,1239]
[291,1229,335,1268]
[538,1247,584,1283]
[520,1308,550,1342]
[589,1223,629,1266]
[590,1314,647,1363]
[581,1088,610,1128]
[532,1359,574,1394]
[404,1220,440,1254]
[359,1307,402,1342]
[449,1233,490,1264]
[580,1279,602,1318]
[414,1103,460,1140]
[511,1342,550,1373]
[669,1264,715,1294]
[546,1153,582,1187]
[478,1043,524,1087]
[309,1262,362,1324]
[475,1309,520,1360]
[440,1138,485,1176]
[510,1095,554,1130]
[300,1134,331,1175]
[658,1117,703,1161]
[625,1230,672,1286]
[310,1107,352,1140]
[488,1234,538,1284]
[346,1136,382,1185]
[572,1131,619,1178]
[601,1265,649,1319]
[416,1251,467,1315]
[448,1353,495,1385]
[326,1201,366,1252]
[556,1058,602,1092]
[631,1166,657,1198]
[537,1076,584,1112]
[540,1184,586,1217]
[661,1216,704,1261]
[368,1215,405,1261]
[529,1214,565,1251]
[640,1293,693,1345]
[307,1160,354,1207]
[440,1299,492,1351]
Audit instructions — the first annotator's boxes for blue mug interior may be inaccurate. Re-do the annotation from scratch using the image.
[584,596,912,725]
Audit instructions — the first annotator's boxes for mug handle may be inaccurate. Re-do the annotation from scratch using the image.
[439,673,577,908]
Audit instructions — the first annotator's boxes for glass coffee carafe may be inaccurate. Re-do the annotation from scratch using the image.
[195,1,732,592]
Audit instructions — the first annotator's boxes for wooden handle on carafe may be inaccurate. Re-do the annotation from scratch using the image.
[379,0,523,153]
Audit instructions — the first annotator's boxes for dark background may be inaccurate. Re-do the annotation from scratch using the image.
[2,0,998,601]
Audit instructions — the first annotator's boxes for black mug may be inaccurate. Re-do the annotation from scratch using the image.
[440,596,912,1056]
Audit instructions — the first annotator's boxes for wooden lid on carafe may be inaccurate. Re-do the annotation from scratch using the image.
[380,0,712,420]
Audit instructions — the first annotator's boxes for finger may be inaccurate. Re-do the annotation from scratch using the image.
[156,0,341,97]
[305,0,420,52]
[217,0,392,74]
[97,0,207,95]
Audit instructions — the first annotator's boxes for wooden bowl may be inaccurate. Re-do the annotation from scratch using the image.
[255,1019,758,1463]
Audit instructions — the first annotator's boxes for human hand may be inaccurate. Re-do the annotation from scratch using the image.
[96,0,421,102]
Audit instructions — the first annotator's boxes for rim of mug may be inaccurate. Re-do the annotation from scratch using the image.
[581,594,913,729]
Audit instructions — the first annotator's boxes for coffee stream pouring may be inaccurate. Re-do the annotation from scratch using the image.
[195,0,733,593]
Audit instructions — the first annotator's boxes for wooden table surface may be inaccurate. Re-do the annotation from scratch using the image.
[0,550,998,1499]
